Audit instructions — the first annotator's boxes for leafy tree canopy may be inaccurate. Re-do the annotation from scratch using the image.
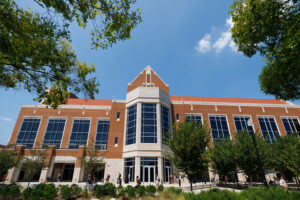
[0,146,18,181]
[208,138,237,179]
[230,0,300,100]
[167,119,210,191]
[0,0,141,108]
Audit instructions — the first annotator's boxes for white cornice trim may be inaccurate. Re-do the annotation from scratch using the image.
[23,104,112,110]
[171,100,300,108]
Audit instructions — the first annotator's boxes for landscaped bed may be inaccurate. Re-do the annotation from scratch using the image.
[0,183,300,200]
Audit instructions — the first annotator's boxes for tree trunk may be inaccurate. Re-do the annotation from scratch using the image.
[250,176,252,187]
[190,180,193,191]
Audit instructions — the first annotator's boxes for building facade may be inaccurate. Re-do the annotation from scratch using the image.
[5,66,300,184]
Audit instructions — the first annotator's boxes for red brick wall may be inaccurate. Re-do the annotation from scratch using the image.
[9,102,126,159]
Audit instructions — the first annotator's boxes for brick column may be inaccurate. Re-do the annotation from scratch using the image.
[72,146,85,183]
[39,146,56,183]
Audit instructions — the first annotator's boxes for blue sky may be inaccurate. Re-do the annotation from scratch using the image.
[0,1,298,145]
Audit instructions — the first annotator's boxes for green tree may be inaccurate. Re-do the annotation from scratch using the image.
[167,119,210,191]
[20,147,48,186]
[208,138,237,182]
[271,133,300,187]
[234,130,271,185]
[81,144,105,183]
[0,146,18,182]
[230,0,300,100]
[0,0,141,108]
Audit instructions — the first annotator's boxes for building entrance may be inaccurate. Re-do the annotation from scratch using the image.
[142,166,156,183]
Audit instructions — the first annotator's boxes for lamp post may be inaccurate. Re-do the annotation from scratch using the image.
[247,119,268,187]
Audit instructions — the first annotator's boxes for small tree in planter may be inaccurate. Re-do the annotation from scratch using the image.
[0,144,18,182]
[167,119,211,191]
[81,142,105,185]
[20,145,48,186]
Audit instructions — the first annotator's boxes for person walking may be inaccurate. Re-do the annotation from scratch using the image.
[155,175,160,187]
[87,174,93,191]
[135,176,141,188]
[105,174,110,183]
[117,172,122,186]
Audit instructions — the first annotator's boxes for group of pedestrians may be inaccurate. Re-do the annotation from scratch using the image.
[87,174,98,190]
[269,176,288,191]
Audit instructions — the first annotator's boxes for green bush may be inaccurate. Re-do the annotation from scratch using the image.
[41,184,57,200]
[166,187,182,195]
[125,185,136,197]
[136,185,146,197]
[241,187,300,200]
[0,184,21,200]
[22,187,41,200]
[157,184,164,192]
[94,185,105,197]
[59,185,72,200]
[82,189,89,198]
[145,185,156,196]
[71,184,82,197]
[104,183,116,197]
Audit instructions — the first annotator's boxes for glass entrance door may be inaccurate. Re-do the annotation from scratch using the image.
[164,166,171,183]
[143,166,155,183]
[125,166,134,183]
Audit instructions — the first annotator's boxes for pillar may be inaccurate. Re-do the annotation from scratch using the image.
[39,145,56,183]
[5,145,25,184]
[158,157,163,183]
[135,157,140,182]
[73,146,85,183]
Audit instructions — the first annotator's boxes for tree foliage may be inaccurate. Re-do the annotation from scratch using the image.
[20,148,48,184]
[271,133,300,185]
[0,146,18,181]
[81,145,105,180]
[230,0,300,100]
[233,130,271,184]
[0,0,141,108]
[208,138,237,179]
[167,119,210,191]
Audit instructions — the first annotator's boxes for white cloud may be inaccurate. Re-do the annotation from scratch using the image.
[213,31,232,53]
[195,34,211,53]
[0,117,12,122]
[195,16,238,53]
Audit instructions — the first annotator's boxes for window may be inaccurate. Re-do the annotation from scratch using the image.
[281,117,300,136]
[126,105,137,145]
[186,114,202,124]
[141,103,157,143]
[68,119,90,149]
[116,112,120,120]
[176,114,179,121]
[258,116,280,143]
[209,115,230,141]
[43,119,66,148]
[16,117,41,148]
[124,158,135,183]
[233,116,254,134]
[115,137,118,145]
[140,157,158,183]
[161,105,170,144]
[95,119,110,150]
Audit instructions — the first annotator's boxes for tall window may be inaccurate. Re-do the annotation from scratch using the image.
[258,116,280,143]
[141,103,157,143]
[186,114,202,124]
[126,104,137,145]
[16,117,41,148]
[43,119,66,148]
[124,158,135,183]
[161,105,170,144]
[233,116,254,134]
[163,158,173,183]
[209,115,230,141]
[69,119,90,149]
[95,119,110,150]
[281,117,300,136]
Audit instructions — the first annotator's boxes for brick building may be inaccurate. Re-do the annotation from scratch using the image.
[5,66,300,184]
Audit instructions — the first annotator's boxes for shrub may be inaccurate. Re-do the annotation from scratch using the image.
[104,183,116,197]
[22,187,41,200]
[93,185,105,197]
[166,187,182,195]
[41,184,57,200]
[136,185,146,197]
[157,184,164,192]
[241,187,300,200]
[71,184,82,197]
[59,185,72,200]
[0,184,21,200]
[125,185,136,197]
[145,185,156,196]
[82,189,89,199]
